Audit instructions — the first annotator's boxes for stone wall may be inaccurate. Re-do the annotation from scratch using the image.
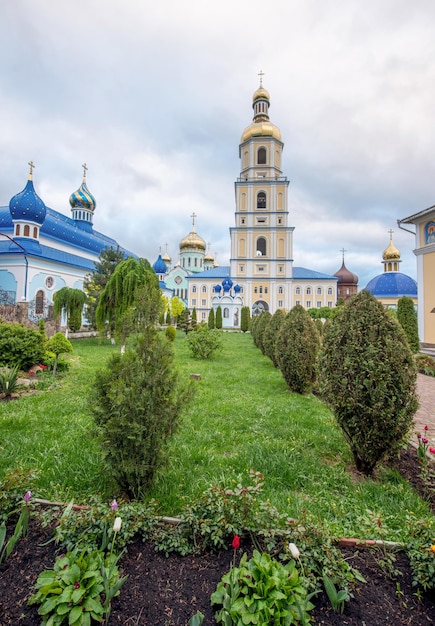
[0,302,59,336]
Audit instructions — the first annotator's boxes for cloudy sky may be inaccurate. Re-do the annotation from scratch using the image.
[1,0,434,287]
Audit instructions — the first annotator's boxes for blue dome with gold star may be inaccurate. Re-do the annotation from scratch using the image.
[365,272,417,298]
[9,176,46,225]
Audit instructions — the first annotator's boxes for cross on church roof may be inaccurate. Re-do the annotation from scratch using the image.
[388,228,394,240]
[340,247,347,261]
[82,162,88,181]
[258,69,265,86]
[28,161,35,179]
[190,212,197,228]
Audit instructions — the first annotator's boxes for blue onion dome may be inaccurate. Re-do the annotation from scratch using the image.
[222,276,233,292]
[214,284,222,293]
[153,254,167,274]
[9,165,46,225]
[365,273,417,298]
[234,284,241,294]
[69,169,96,211]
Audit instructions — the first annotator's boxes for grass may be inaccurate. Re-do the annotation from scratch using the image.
[0,332,432,542]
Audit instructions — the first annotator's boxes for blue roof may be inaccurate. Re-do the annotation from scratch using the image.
[365,272,417,298]
[293,267,337,280]
[186,266,231,279]
[0,204,134,261]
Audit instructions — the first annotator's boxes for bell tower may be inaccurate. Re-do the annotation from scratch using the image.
[230,75,294,315]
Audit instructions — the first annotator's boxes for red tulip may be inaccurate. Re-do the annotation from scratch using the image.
[232,534,240,549]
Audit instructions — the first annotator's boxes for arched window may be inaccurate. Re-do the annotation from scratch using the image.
[223,307,229,318]
[256,237,267,256]
[295,287,301,295]
[192,286,197,293]
[317,287,322,295]
[202,285,207,293]
[306,287,312,295]
[15,224,20,236]
[328,287,333,295]
[278,286,283,294]
[257,192,266,209]
[24,225,30,236]
[35,290,44,315]
[257,147,266,164]
[33,227,38,238]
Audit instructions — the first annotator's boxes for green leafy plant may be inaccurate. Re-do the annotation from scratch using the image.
[187,325,223,360]
[404,512,435,591]
[211,550,315,625]
[319,290,418,475]
[0,364,20,397]
[28,546,127,625]
[208,307,215,329]
[165,325,176,341]
[0,490,32,564]
[322,574,350,613]
[188,611,204,625]
[240,306,250,333]
[46,333,73,376]
[415,353,435,377]
[0,322,46,369]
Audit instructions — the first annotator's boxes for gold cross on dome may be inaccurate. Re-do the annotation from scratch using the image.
[28,161,35,178]
[388,228,394,240]
[82,162,88,181]
[258,70,265,86]
[190,212,197,227]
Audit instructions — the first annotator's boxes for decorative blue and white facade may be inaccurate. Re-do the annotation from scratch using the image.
[0,163,133,322]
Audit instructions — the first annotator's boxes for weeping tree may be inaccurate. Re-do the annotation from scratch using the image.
[53,287,87,337]
[96,257,162,350]
[83,246,126,329]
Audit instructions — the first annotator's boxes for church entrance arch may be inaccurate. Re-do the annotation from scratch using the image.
[252,300,269,316]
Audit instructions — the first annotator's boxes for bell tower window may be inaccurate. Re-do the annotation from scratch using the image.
[257,147,266,164]
[256,237,267,256]
[24,225,30,237]
[257,192,266,209]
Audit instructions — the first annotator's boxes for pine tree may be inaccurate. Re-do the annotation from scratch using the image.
[192,307,197,329]
[83,246,125,329]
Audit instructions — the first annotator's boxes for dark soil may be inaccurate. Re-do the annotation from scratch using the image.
[1,446,434,625]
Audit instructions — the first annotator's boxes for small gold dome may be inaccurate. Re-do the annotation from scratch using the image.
[253,86,270,103]
[180,229,206,251]
[382,239,400,261]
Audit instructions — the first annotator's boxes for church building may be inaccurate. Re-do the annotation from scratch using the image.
[0,163,133,322]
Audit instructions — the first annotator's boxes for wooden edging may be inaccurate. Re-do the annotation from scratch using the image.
[33,498,404,549]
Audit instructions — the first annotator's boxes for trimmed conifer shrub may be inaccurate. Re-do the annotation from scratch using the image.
[276,305,320,394]
[91,328,193,498]
[319,290,418,475]
[262,309,286,367]
[240,306,251,332]
[208,308,215,329]
[215,306,223,329]
[0,322,46,369]
[397,296,420,353]
[253,312,272,354]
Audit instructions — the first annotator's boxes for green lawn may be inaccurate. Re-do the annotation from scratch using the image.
[0,332,432,542]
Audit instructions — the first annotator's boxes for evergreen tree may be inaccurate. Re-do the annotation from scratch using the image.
[253,312,272,354]
[276,306,320,394]
[240,306,251,332]
[397,296,420,353]
[178,308,192,335]
[191,307,197,329]
[263,309,285,366]
[165,310,172,325]
[46,332,73,376]
[208,307,215,329]
[215,306,223,329]
[91,328,193,497]
[83,246,125,329]
[319,290,418,475]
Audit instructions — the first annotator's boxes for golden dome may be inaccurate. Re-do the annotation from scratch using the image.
[382,234,400,261]
[253,86,270,102]
[180,229,206,251]
[241,121,281,142]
